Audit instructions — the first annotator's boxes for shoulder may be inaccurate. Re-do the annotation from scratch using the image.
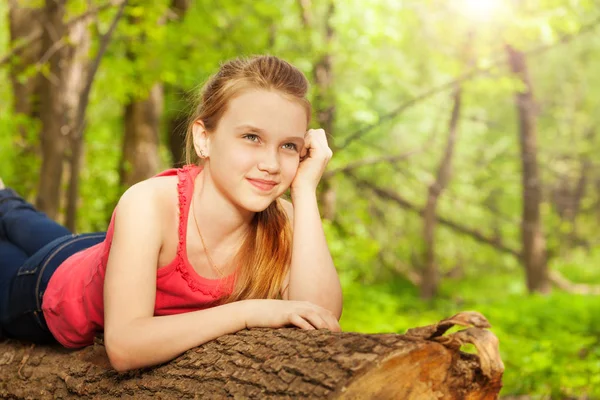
[115,176,178,233]
[119,176,175,206]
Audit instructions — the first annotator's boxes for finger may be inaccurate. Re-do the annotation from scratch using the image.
[315,309,340,332]
[307,129,332,159]
[310,129,329,148]
[301,133,312,159]
[312,305,341,332]
[289,314,316,330]
[302,312,329,330]
[326,315,342,332]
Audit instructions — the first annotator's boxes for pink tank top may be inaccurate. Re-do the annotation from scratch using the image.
[42,165,236,348]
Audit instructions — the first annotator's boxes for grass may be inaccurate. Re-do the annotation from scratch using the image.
[339,270,600,399]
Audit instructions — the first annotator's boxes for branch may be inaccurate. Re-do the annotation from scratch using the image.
[549,270,600,295]
[64,0,127,231]
[0,0,125,68]
[322,149,421,179]
[74,0,128,135]
[337,15,600,149]
[296,0,312,28]
[390,259,422,286]
[346,171,522,258]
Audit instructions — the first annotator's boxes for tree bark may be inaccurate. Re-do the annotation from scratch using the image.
[0,312,503,399]
[420,86,462,299]
[167,106,188,167]
[164,0,191,167]
[297,0,337,221]
[506,45,550,294]
[8,1,44,197]
[8,1,42,123]
[36,0,69,220]
[119,83,164,188]
[120,0,190,185]
[63,0,126,231]
[63,16,92,232]
[313,1,337,221]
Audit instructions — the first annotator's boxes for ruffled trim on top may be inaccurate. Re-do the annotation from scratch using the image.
[174,165,235,298]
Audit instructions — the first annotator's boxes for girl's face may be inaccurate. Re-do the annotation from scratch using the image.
[194,89,308,213]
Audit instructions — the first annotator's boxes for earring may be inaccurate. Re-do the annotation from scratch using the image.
[199,150,206,158]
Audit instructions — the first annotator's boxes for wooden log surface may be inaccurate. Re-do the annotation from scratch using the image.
[0,311,503,399]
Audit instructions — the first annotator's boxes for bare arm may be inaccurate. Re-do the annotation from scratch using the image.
[103,183,249,371]
[280,195,343,319]
[104,183,339,372]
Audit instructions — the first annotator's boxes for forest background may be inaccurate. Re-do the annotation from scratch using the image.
[1,0,599,398]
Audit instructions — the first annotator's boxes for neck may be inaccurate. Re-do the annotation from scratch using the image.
[191,165,254,252]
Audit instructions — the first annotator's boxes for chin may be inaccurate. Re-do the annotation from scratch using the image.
[235,195,276,214]
[237,184,287,213]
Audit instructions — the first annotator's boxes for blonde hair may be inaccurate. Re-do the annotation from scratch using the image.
[184,55,311,303]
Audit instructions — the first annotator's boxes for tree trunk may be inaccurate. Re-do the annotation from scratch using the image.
[120,0,189,186]
[119,84,164,188]
[8,2,42,120]
[65,0,127,231]
[314,1,337,221]
[298,0,337,221]
[36,0,69,220]
[506,45,550,294]
[0,312,503,399]
[167,105,188,167]
[8,1,44,197]
[420,86,462,299]
[63,16,92,232]
[164,0,191,168]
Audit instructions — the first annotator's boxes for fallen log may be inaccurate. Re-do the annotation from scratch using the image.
[0,311,503,399]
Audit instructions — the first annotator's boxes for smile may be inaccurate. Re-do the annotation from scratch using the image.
[247,178,278,192]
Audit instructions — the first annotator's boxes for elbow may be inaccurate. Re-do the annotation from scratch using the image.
[323,293,343,321]
[107,355,133,373]
[331,286,343,320]
[105,331,137,372]
[334,297,343,321]
[108,357,131,373]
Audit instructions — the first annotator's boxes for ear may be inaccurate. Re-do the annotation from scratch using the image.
[192,120,211,159]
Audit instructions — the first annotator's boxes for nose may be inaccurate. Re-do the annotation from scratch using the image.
[257,148,280,174]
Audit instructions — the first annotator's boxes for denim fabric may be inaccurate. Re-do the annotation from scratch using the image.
[1,232,106,343]
[0,188,71,255]
[0,187,105,343]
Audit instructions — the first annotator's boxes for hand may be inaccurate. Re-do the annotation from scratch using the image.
[291,129,333,194]
[243,299,341,332]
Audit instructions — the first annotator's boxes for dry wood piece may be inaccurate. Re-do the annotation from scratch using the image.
[0,311,503,399]
[549,270,600,295]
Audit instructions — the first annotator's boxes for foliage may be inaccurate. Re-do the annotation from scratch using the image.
[340,268,600,398]
[1,0,600,397]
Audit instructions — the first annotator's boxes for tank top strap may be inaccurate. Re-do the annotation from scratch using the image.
[100,167,182,268]
[176,164,203,256]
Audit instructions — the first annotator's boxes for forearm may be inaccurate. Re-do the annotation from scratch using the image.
[105,300,248,371]
[288,190,343,318]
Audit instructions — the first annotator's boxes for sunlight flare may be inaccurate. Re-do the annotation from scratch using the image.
[461,0,502,21]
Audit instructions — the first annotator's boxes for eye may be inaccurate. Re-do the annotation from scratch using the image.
[282,143,298,151]
[242,133,260,143]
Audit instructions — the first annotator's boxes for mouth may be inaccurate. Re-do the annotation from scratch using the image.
[247,178,278,192]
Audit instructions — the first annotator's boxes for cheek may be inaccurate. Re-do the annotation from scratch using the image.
[281,156,300,182]
[222,145,255,169]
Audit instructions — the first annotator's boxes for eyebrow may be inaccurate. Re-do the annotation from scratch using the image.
[236,124,305,144]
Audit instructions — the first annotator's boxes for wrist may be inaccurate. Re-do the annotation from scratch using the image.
[290,187,317,202]
[239,299,254,329]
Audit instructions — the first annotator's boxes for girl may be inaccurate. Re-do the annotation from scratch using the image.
[0,55,343,372]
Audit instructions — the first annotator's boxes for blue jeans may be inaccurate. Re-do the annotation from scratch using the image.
[0,188,106,343]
